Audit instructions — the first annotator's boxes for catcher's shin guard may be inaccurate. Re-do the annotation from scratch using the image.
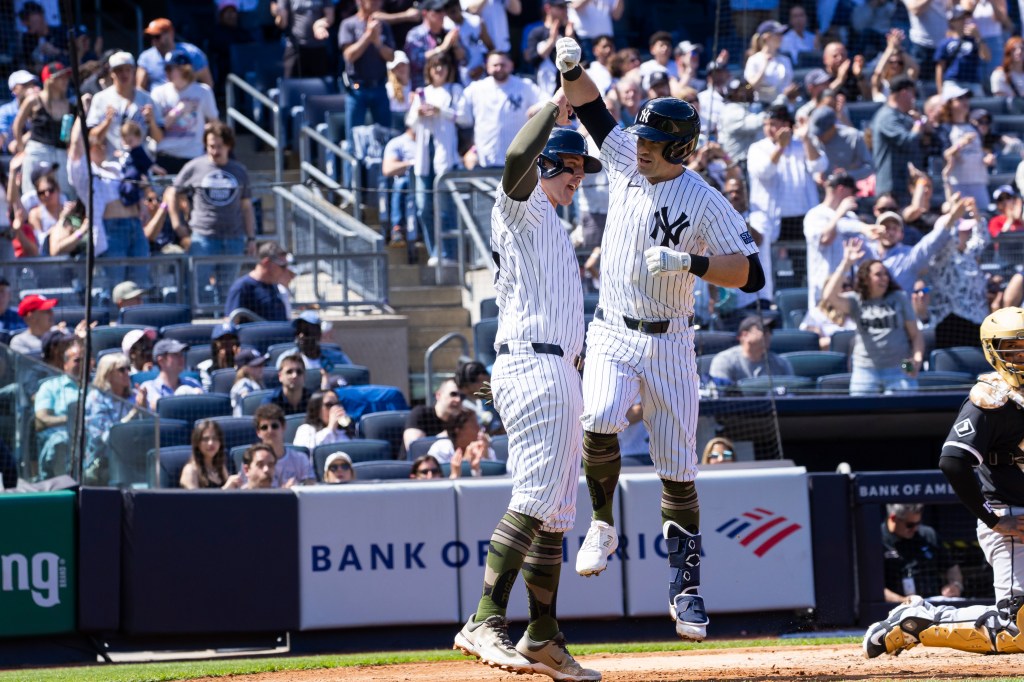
[917,623,996,653]
[994,596,1024,653]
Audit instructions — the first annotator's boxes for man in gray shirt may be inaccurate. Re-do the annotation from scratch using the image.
[709,316,794,388]
[809,106,874,182]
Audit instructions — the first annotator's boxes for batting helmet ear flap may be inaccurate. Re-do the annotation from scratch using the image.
[663,135,698,164]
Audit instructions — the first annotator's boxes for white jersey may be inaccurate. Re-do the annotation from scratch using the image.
[597,126,759,321]
[459,76,543,168]
[568,0,615,38]
[463,0,512,52]
[803,202,871,310]
[491,184,585,358]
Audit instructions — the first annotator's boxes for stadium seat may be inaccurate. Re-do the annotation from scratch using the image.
[151,445,194,489]
[829,329,856,355]
[302,93,348,130]
[241,389,276,415]
[781,351,849,379]
[119,304,191,328]
[208,416,258,458]
[473,318,499,368]
[108,418,191,487]
[774,288,808,329]
[210,368,238,395]
[21,287,81,306]
[914,371,975,389]
[479,297,498,319]
[285,413,306,443]
[90,325,154,357]
[583,293,600,315]
[352,459,412,481]
[490,434,508,461]
[53,306,110,327]
[237,322,295,353]
[314,438,391,467]
[186,344,212,370]
[735,375,815,396]
[160,323,219,346]
[358,410,410,457]
[406,436,439,461]
[845,101,882,129]
[929,347,990,376]
[694,330,735,356]
[769,329,821,353]
[816,373,852,393]
[332,364,371,386]
[441,460,507,477]
[697,354,716,378]
[156,394,232,426]
[970,96,1007,116]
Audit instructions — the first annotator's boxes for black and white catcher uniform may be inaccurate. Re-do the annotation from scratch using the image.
[491,183,585,531]
[581,124,759,479]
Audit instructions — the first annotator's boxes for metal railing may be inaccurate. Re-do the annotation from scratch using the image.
[433,168,503,288]
[298,125,362,221]
[225,73,284,231]
[424,333,470,408]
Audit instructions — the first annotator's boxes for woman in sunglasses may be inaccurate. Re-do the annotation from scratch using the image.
[322,451,356,484]
[871,29,919,102]
[294,390,354,450]
[701,436,736,466]
[84,351,141,484]
[409,454,442,480]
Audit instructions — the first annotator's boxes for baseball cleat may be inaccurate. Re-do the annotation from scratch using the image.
[670,592,709,641]
[863,596,925,659]
[516,631,601,681]
[576,520,618,577]
[454,615,534,674]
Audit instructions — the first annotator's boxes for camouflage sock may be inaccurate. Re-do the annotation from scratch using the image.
[660,478,699,533]
[583,430,621,525]
[523,530,563,642]
[475,511,541,622]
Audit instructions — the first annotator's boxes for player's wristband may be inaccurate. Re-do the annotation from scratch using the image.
[563,65,583,81]
[688,254,709,278]
[983,511,1000,529]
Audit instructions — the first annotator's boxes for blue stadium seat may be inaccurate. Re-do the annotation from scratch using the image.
[479,297,498,319]
[237,322,295,353]
[156,394,232,426]
[207,416,258,457]
[735,375,815,396]
[775,288,808,330]
[332,364,370,386]
[352,459,412,481]
[914,370,975,389]
[474,318,499,368]
[490,434,508,461]
[210,368,238,395]
[151,445,194,489]
[186,344,212,370]
[406,436,439,461]
[697,354,716,378]
[441,460,507,477]
[285,413,306,443]
[313,439,391,467]
[90,325,154,357]
[21,287,81,306]
[108,418,191,487]
[358,410,410,458]
[929,347,989,376]
[769,329,821,353]
[781,351,849,379]
[694,330,735,356]
[119,304,192,328]
[160,323,219,346]
[816,373,852,393]
[241,389,276,415]
[829,329,856,355]
[53,306,111,327]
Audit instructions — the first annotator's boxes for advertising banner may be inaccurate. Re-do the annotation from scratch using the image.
[297,483,461,629]
[621,467,815,616]
[0,491,76,636]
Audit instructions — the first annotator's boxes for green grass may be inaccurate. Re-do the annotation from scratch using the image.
[0,637,866,682]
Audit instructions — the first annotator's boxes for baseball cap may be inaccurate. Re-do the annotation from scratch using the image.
[675,40,703,56]
[757,20,787,35]
[888,74,916,93]
[803,68,830,89]
[324,451,352,477]
[705,59,729,73]
[969,108,992,123]
[71,23,90,38]
[29,161,57,187]
[292,310,322,330]
[234,348,268,369]
[164,48,192,68]
[217,0,240,11]
[826,171,856,190]
[642,70,670,92]
[941,81,971,103]
[108,51,135,69]
[994,184,1019,202]
[40,329,73,358]
[18,294,58,317]
[211,322,238,340]
[809,106,837,136]
[153,338,188,357]
[144,18,174,36]
[41,62,69,84]
[417,0,447,10]
[276,351,305,370]
[121,328,157,355]
[8,70,37,91]
[387,50,410,70]
[876,211,904,227]
[112,280,145,305]
[738,315,774,334]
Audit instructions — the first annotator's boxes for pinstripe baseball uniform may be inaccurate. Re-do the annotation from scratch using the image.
[491,182,585,532]
[459,76,543,168]
[582,125,758,482]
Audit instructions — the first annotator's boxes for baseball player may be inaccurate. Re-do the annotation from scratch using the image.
[554,37,766,641]
[864,306,1024,658]
[453,90,601,682]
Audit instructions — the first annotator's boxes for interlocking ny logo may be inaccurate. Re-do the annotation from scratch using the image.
[638,107,652,124]
[716,507,802,558]
[508,94,523,110]
[650,207,690,247]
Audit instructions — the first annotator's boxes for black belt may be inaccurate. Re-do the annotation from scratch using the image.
[595,307,692,334]
[498,343,584,371]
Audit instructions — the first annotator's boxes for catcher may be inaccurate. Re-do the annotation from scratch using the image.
[865,306,1024,657]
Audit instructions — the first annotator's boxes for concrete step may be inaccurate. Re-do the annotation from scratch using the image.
[401,306,471,328]
[390,286,463,308]
[388,264,424,287]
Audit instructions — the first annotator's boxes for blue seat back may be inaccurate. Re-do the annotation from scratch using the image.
[156,393,233,426]
[780,351,849,379]
[358,410,410,458]
[237,322,296,354]
[108,418,191,487]
[151,445,195,489]
[119,304,192,328]
[352,459,412,481]
[160,323,218,345]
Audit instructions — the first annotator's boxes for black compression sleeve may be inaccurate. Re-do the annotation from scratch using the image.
[939,453,1000,528]
[502,102,559,199]
[739,253,766,293]
[574,95,616,149]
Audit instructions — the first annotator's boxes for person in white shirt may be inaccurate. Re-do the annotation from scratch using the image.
[85,51,164,159]
[445,0,493,82]
[779,4,817,67]
[426,407,495,470]
[150,49,219,174]
[382,126,417,244]
[567,0,623,60]
[586,34,615,95]
[743,21,793,105]
[671,41,705,90]
[803,171,881,312]
[459,50,543,168]
[696,60,730,136]
[461,0,520,53]
[386,50,413,130]
[293,390,354,450]
[639,31,677,81]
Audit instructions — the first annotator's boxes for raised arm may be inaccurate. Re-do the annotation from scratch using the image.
[821,237,863,315]
[555,37,615,147]
[502,93,565,199]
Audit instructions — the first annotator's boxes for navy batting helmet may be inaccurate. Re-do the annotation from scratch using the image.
[625,97,701,164]
[538,128,602,179]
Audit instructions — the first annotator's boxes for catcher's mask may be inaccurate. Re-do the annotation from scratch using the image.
[981,306,1024,389]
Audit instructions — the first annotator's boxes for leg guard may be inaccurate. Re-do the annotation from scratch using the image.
[665,520,708,641]
[994,596,1024,653]
[918,622,996,653]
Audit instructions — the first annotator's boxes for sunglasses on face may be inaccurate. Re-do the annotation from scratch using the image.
[901,520,920,530]
[258,422,281,432]
[328,462,352,472]
[115,366,131,372]
[323,401,340,408]
[417,467,441,475]
[38,187,55,197]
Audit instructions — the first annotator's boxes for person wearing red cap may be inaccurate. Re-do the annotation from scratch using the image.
[11,61,74,201]
[9,294,58,355]
[137,18,212,91]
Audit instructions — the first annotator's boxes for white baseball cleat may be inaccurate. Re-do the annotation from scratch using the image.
[575,520,618,577]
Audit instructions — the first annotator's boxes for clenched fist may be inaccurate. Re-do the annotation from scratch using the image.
[644,247,690,275]
[555,37,581,73]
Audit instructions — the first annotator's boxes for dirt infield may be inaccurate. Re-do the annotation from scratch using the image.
[188,644,1024,681]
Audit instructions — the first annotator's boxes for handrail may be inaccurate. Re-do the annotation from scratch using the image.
[298,125,361,221]
[225,73,284,231]
[432,168,503,286]
[424,333,471,408]
[275,185,383,245]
